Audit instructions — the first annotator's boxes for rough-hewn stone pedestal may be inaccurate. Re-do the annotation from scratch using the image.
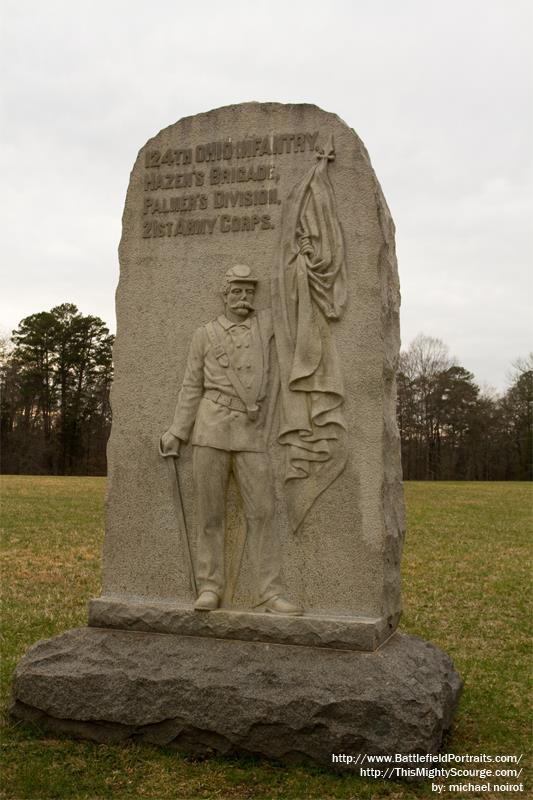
[11,627,461,767]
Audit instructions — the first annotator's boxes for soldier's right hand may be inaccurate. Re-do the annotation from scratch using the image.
[160,431,181,457]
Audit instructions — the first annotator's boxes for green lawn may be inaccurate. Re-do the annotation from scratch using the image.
[1,477,531,799]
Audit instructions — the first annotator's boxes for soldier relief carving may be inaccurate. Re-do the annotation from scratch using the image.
[160,135,347,615]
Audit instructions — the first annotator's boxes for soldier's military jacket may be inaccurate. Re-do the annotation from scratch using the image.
[169,311,274,452]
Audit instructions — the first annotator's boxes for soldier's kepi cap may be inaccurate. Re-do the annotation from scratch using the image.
[222,264,258,293]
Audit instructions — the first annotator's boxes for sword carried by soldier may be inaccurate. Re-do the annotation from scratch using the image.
[158,438,197,597]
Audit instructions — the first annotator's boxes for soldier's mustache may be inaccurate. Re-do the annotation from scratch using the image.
[233,301,254,310]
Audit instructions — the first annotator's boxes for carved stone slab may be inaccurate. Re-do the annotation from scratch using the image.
[88,597,398,651]
[99,102,404,632]
[10,104,462,766]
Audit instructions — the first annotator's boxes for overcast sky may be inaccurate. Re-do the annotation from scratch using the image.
[1,0,531,392]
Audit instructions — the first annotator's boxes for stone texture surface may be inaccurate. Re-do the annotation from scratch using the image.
[88,597,399,651]
[103,102,405,621]
[11,627,462,766]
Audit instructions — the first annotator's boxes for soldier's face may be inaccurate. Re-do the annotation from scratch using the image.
[225,282,256,318]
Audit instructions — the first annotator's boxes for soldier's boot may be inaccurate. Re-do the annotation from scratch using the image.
[262,595,303,616]
[194,590,220,611]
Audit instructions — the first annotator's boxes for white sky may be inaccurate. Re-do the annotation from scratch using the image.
[1,0,531,393]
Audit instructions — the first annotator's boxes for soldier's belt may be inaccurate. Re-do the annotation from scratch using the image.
[204,390,247,413]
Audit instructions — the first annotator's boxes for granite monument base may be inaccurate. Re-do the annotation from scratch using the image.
[11,627,461,768]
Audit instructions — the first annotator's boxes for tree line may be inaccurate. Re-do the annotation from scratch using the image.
[1,304,113,475]
[1,308,531,480]
[398,334,532,481]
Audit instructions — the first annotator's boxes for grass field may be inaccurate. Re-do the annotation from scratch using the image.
[0,477,531,799]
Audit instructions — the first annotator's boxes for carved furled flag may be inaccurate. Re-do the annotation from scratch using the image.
[272,135,347,531]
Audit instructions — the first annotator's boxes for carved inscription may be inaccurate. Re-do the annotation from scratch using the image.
[141,131,320,238]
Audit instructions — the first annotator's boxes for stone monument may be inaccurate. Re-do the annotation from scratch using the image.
[11,103,462,766]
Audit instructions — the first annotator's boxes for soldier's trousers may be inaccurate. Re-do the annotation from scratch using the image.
[193,445,284,604]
